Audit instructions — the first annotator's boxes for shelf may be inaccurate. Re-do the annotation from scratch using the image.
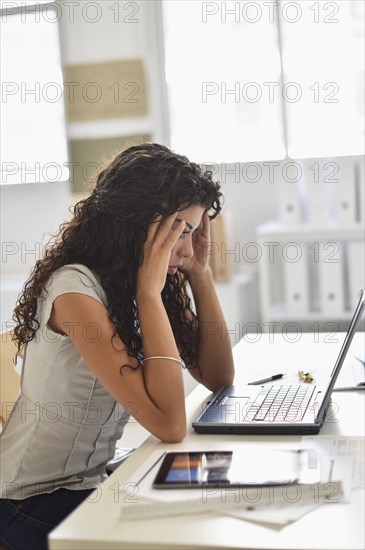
[67,116,152,140]
[256,220,364,324]
[256,220,365,240]
[265,303,356,322]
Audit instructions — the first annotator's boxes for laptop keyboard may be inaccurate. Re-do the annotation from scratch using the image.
[248,385,316,422]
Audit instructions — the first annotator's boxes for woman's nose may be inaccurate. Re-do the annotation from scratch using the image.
[179,238,194,259]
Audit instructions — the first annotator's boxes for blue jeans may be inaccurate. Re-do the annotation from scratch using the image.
[0,488,93,550]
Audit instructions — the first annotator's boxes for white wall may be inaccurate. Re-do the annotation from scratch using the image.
[219,165,279,249]
[1,181,72,326]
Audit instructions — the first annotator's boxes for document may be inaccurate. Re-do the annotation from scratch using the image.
[216,436,359,527]
[302,436,364,490]
[335,357,365,390]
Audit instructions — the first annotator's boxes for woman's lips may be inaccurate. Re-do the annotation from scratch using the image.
[167,266,178,275]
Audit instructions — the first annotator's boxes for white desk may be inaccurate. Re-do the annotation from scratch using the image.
[49,333,365,550]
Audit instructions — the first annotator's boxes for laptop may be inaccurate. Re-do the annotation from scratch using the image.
[193,289,365,435]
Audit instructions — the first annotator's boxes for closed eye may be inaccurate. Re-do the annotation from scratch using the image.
[179,227,199,239]
[179,230,191,239]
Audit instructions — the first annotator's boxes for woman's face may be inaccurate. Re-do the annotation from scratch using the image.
[167,205,205,275]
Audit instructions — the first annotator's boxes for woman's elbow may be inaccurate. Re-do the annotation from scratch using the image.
[226,371,235,387]
[207,371,235,393]
[222,365,235,387]
[158,422,187,443]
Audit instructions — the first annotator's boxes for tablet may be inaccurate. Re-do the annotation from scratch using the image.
[153,449,320,489]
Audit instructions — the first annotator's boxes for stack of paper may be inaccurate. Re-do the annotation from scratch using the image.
[118,442,354,527]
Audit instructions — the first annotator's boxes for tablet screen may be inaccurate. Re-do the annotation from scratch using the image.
[153,449,320,489]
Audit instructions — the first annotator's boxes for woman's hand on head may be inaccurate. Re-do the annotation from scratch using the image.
[136,213,185,297]
[180,210,211,279]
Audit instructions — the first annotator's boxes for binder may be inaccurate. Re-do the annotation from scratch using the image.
[347,241,365,310]
[317,242,345,314]
[357,156,364,223]
[282,241,309,314]
[298,159,333,225]
[332,157,356,224]
[277,160,303,225]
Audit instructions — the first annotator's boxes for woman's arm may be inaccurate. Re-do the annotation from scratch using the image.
[185,268,234,392]
[51,214,187,443]
[180,211,235,392]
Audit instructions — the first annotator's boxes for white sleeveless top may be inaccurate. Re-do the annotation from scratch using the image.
[0,264,130,499]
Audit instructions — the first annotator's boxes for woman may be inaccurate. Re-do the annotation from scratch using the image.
[0,143,234,549]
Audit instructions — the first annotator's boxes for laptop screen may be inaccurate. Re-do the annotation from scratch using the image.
[317,289,365,421]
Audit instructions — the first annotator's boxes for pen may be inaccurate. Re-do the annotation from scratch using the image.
[247,374,284,385]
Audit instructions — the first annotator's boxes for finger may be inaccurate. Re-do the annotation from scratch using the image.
[144,214,162,245]
[154,212,181,243]
[195,211,210,239]
[202,211,211,237]
[162,218,185,250]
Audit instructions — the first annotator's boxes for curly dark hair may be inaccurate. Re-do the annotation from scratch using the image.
[13,143,222,368]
